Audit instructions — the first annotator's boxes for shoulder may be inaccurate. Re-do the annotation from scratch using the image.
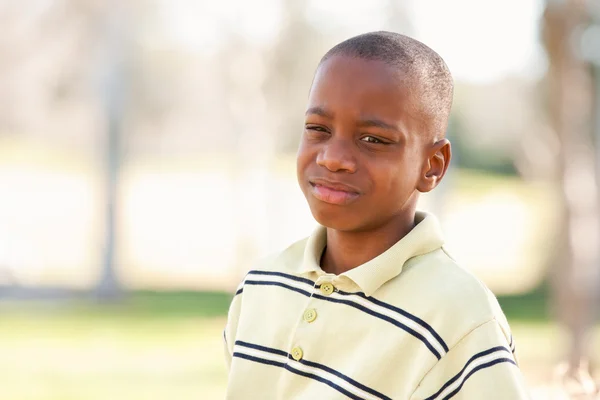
[396,247,512,347]
[402,247,501,319]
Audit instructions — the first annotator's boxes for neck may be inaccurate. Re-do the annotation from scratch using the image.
[321,208,417,276]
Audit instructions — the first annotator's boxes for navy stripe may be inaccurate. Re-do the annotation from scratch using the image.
[441,358,517,400]
[248,270,316,286]
[425,346,513,400]
[246,270,446,354]
[298,357,392,400]
[312,292,442,360]
[340,289,448,352]
[235,340,289,358]
[233,352,365,400]
[244,280,312,297]
[235,288,243,296]
[235,341,390,400]
[233,352,285,369]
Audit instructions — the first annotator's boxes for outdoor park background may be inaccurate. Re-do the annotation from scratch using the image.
[2,0,600,399]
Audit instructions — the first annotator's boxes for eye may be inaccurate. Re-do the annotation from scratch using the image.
[360,136,385,144]
[305,125,328,132]
[304,125,330,141]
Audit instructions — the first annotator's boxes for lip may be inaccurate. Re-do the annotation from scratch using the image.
[308,178,361,205]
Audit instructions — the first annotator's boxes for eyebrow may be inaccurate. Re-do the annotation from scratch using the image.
[305,107,399,133]
[356,118,398,132]
[305,106,333,118]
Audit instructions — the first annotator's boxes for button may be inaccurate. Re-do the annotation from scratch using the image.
[291,346,303,361]
[303,308,317,323]
[320,282,335,296]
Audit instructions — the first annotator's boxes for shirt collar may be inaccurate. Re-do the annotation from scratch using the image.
[297,211,445,296]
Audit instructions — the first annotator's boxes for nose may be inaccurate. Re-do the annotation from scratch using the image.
[316,137,357,173]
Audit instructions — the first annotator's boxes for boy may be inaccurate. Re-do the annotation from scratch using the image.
[223,31,530,399]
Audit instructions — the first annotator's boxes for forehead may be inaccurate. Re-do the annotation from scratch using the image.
[308,55,418,121]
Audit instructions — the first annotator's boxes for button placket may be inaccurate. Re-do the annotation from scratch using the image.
[289,275,338,366]
[289,282,324,363]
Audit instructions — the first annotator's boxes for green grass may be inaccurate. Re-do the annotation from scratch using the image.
[0,292,232,400]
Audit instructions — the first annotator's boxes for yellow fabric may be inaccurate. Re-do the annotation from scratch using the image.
[224,211,530,399]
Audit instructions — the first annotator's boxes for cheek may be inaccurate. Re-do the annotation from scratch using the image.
[369,161,418,198]
[296,141,316,169]
[296,142,314,180]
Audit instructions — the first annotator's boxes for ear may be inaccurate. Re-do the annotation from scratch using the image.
[417,139,451,193]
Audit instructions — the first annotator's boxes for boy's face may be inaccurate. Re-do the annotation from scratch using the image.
[297,55,447,232]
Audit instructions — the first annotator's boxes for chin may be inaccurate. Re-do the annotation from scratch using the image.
[309,204,364,232]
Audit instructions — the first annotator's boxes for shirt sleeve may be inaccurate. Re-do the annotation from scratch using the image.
[223,281,244,371]
[410,318,531,400]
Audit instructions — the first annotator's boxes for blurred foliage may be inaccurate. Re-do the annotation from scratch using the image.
[497,283,551,323]
[0,291,232,319]
[448,116,520,176]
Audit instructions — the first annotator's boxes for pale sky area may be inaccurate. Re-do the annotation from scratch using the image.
[408,0,546,83]
[158,0,545,84]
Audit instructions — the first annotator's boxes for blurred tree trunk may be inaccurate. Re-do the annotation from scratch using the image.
[542,0,599,394]
[0,1,129,297]
[95,3,130,300]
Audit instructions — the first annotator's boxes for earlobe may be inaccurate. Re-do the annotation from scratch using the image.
[417,139,451,193]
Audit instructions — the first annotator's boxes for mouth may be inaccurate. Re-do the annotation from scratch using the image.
[308,178,361,205]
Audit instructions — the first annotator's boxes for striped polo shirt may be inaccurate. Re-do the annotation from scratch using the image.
[223,212,530,399]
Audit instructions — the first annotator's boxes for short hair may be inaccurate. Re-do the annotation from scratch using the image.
[319,31,454,139]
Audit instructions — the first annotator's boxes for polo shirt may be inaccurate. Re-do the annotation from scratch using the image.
[223,211,530,399]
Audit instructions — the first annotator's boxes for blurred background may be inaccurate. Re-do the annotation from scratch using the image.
[1,0,600,399]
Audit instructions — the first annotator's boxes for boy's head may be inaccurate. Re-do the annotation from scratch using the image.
[296,31,453,232]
